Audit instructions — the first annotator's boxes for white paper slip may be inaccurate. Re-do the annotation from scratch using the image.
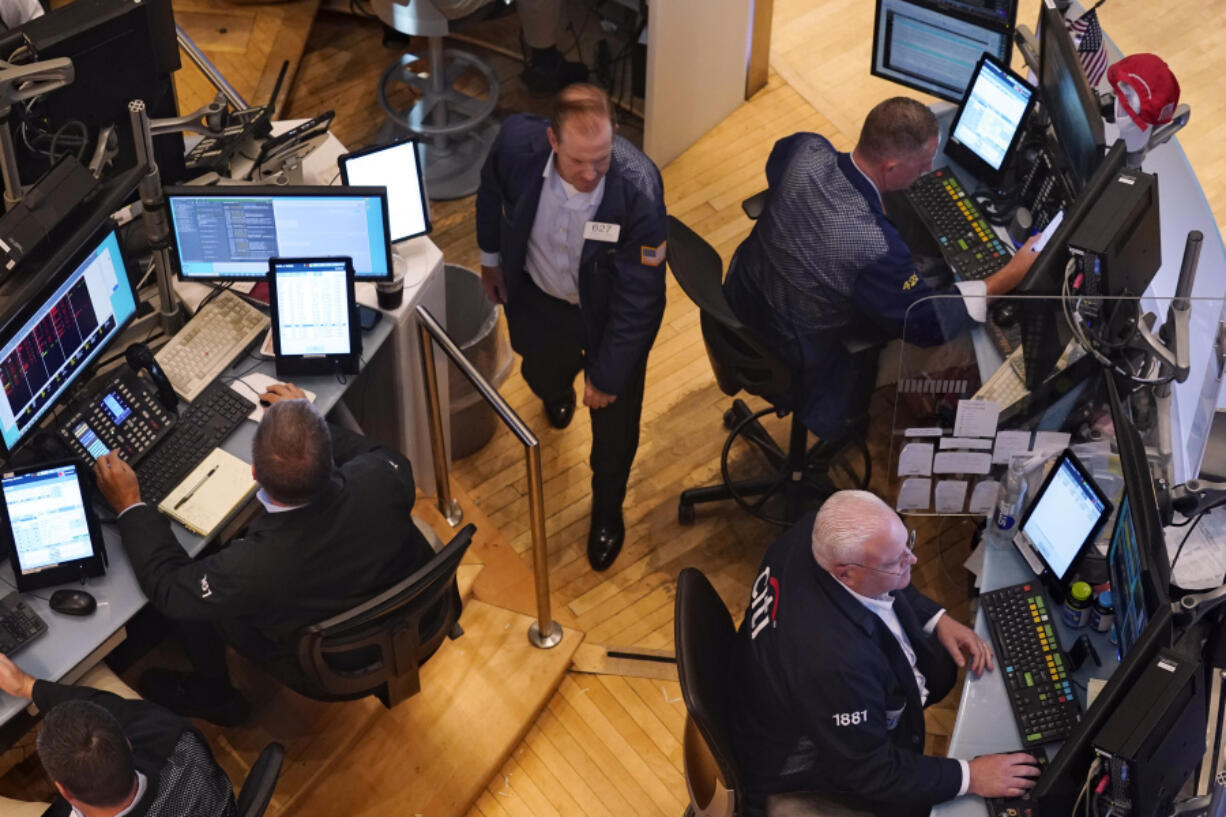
[939,437,994,450]
[933,452,992,475]
[935,480,968,513]
[896,478,931,511]
[1033,431,1072,454]
[953,399,1000,438]
[904,427,944,438]
[992,430,1032,465]
[898,442,934,477]
[969,480,1001,515]
[230,373,318,423]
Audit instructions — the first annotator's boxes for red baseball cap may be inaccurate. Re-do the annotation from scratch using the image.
[1108,53,1180,128]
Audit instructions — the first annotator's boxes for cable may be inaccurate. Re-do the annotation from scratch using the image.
[1169,512,1204,573]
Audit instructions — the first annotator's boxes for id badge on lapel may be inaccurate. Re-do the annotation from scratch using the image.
[584,221,621,242]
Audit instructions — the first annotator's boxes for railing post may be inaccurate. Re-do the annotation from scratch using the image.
[176,25,248,111]
[414,306,561,649]
[417,319,463,526]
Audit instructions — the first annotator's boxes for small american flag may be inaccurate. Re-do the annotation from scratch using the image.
[1067,8,1108,87]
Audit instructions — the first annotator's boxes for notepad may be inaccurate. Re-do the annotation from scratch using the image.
[157,448,258,537]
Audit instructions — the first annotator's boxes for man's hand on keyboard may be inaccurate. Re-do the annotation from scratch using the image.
[0,653,35,699]
[936,614,994,676]
[94,451,142,514]
[259,382,307,406]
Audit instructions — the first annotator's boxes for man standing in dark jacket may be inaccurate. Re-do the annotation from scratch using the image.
[732,490,1039,816]
[0,654,236,817]
[476,83,667,571]
[92,384,435,724]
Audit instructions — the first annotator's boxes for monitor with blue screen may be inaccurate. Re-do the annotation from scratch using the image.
[945,52,1036,182]
[165,186,393,281]
[871,0,1017,103]
[0,228,137,456]
[1107,492,1148,656]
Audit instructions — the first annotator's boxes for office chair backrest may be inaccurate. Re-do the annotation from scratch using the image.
[295,523,477,707]
[675,567,741,817]
[666,216,792,401]
[235,742,284,817]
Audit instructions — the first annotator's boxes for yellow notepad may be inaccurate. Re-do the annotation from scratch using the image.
[157,448,258,537]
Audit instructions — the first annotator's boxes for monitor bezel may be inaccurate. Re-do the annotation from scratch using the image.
[944,52,1038,184]
[267,255,361,377]
[1038,0,1106,194]
[1016,447,1113,584]
[165,185,394,282]
[338,138,433,244]
[0,226,137,458]
[0,458,108,591]
[871,0,1018,104]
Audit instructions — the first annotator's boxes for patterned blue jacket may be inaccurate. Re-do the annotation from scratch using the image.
[476,114,668,396]
[724,133,974,437]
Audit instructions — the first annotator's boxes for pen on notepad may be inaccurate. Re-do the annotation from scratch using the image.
[174,465,219,510]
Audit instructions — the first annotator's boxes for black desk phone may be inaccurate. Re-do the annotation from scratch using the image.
[54,344,179,466]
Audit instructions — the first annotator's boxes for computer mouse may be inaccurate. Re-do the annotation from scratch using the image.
[49,589,97,617]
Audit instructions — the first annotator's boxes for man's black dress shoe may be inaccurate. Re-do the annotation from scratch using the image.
[545,390,576,429]
[587,508,625,571]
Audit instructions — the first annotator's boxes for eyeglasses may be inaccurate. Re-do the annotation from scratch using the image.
[846,529,917,576]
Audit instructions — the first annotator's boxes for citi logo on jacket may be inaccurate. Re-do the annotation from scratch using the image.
[749,566,780,639]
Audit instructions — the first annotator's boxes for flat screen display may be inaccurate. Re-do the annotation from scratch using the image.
[272,258,353,356]
[1020,451,1110,581]
[2,463,95,574]
[339,140,432,243]
[948,53,1035,174]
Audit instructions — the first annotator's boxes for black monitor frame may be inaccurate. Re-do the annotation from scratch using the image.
[1038,0,1106,195]
[870,0,1018,103]
[164,185,394,282]
[945,52,1039,185]
[1033,369,1174,812]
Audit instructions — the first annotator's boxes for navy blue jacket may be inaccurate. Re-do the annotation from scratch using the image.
[732,511,963,817]
[476,114,668,396]
[724,133,975,437]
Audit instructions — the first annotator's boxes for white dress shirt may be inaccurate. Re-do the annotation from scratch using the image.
[480,151,606,305]
[838,580,971,797]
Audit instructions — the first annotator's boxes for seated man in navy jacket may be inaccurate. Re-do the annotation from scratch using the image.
[476,83,667,571]
[723,98,1040,440]
[732,490,1039,816]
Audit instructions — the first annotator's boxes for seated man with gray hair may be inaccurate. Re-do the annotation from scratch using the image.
[732,490,1040,817]
[93,384,435,725]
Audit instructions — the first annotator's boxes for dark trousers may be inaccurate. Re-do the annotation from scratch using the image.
[506,278,648,513]
[180,620,309,696]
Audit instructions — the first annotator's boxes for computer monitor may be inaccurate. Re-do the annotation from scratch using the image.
[1016,448,1112,582]
[871,0,1018,103]
[1032,371,1174,813]
[945,53,1037,183]
[338,140,432,244]
[0,227,137,456]
[1109,492,1150,656]
[165,186,394,281]
[1038,0,1105,194]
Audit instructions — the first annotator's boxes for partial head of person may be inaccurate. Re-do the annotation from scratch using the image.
[252,399,333,506]
[37,700,137,815]
[547,82,616,194]
[811,490,918,598]
[853,97,939,192]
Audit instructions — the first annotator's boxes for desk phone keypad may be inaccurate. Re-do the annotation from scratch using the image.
[56,370,176,466]
[980,582,1081,746]
[906,169,1013,282]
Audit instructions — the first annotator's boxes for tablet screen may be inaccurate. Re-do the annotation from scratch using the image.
[2,464,95,574]
[272,259,353,356]
[1020,453,1109,581]
[340,140,431,243]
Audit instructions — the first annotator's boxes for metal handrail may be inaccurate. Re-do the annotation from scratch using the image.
[176,25,247,111]
[415,305,563,649]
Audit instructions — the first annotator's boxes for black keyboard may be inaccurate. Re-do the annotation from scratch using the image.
[135,380,256,506]
[0,591,47,655]
[980,582,1080,746]
[906,169,1013,282]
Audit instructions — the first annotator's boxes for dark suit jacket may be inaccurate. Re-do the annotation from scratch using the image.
[475,113,668,396]
[34,680,236,817]
[732,511,962,817]
[118,424,434,689]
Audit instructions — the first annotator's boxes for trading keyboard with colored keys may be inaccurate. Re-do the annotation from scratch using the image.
[905,168,1013,282]
[979,581,1081,746]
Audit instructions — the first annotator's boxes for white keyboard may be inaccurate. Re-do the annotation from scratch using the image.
[156,291,269,402]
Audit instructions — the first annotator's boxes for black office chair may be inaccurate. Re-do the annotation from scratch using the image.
[675,567,742,817]
[667,215,880,526]
[235,742,285,817]
[294,523,476,708]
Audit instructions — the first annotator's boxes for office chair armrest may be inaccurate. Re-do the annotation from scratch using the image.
[741,189,769,220]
